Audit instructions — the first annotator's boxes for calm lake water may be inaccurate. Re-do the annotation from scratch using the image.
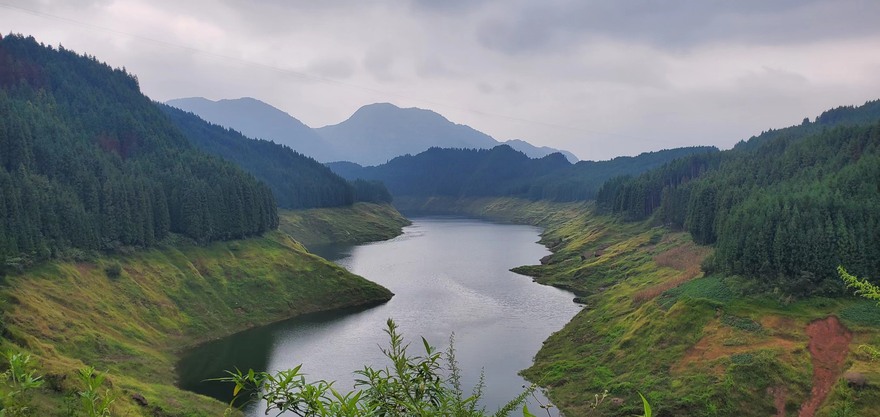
[177,217,581,415]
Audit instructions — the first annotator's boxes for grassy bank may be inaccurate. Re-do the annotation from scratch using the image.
[399,196,880,417]
[279,202,410,248]
[0,232,392,416]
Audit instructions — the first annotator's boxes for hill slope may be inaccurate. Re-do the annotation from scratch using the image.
[165,97,337,161]
[1,232,393,416]
[329,145,716,203]
[0,34,277,265]
[159,104,358,209]
[168,97,579,165]
[597,100,880,295]
[316,102,498,165]
[503,139,579,163]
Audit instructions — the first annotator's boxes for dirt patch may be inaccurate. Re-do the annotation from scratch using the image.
[798,316,852,417]
[653,244,712,271]
[632,243,712,304]
[769,386,788,417]
[673,319,800,373]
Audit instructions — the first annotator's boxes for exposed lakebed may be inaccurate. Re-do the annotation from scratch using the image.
[177,217,581,415]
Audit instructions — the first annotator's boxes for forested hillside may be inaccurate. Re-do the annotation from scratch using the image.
[330,144,715,202]
[0,34,277,266]
[165,97,337,162]
[596,100,880,295]
[160,104,372,209]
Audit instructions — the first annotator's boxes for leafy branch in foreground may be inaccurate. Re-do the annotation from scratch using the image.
[220,319,655,417]
[0,352,43,417]
[218,319,534,417]
[839,266,880,303]
[839,266,880,361]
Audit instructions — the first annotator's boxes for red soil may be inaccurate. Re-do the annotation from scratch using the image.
[798,316,852,417]
[769,386,788,417]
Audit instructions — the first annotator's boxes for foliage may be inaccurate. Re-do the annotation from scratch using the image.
[220,319,536,417]
[76,367,114,417]
[350,179,393,204]
[160,103,370,209]
[839,266,880,303]
[0,34,277,265]
[277,203,409,248]
[839,267,880,361]
[0,231,392,415]
[0,352,43,417]
[597,100,880,296]
[328,145,716,203]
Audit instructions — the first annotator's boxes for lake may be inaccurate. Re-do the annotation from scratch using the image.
[177,217,581,415]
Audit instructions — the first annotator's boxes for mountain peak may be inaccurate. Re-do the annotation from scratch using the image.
[346,102,452,125]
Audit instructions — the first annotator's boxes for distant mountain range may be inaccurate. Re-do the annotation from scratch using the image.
[165,97,579,165]
[164,97,336,161]
[328,145,717,202]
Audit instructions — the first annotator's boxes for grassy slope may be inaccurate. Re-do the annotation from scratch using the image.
[0,231,393,416]
[398,196,880,417]
[279,202,411,248]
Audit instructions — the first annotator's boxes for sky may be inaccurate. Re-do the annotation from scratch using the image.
[2,0,880,161]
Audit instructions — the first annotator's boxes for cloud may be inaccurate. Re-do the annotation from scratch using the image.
[1,0,879,161]
[473,0,880,55]
[308,58,356,79]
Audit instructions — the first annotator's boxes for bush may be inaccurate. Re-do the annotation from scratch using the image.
[104,263,122,280]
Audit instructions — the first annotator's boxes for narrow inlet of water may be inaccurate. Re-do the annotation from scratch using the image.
[177,217,581,415]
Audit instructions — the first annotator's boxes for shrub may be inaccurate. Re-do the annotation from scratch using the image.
[104,263,122,280]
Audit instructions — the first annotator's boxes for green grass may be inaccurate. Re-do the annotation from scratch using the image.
[408,197,880,417]
[0,231,393,416]
[279,202,410,248]
[658,276,735,310]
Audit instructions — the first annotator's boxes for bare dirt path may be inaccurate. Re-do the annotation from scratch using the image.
[798,316,852,417]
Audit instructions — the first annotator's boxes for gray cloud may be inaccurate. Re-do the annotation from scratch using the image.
[307,58,356,79]
[1,0,878,161]
[474,0,880,55]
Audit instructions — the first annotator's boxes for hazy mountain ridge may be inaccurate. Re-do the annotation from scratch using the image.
[328,144,714,201]
[158,103,362,209]
[165,97,579,165]
[166,96,337,161]
[503,139,579,163]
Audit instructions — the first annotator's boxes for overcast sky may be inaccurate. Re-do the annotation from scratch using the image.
[2,0,880,160]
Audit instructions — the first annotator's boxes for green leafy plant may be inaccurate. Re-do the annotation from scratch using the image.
[839,266,880,361]
[220,319,654,417]
[0,352,44,417]
[219,319,535,417]
[76,367,114,417]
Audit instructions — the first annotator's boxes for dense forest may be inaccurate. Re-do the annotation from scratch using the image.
[0,34,278,267]
[596,101,880,295]
[329,145,715,201]
[160,104,392,208]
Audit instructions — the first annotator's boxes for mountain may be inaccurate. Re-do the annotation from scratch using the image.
[328,145,570,198]
[328,144,714,201]
[0,34,277,263]
[597,99,880,296]
[315,103,499,165]
[159,104,361,209]
[168,98,579,166]
[165,97,337,161]
[503,139,579,163]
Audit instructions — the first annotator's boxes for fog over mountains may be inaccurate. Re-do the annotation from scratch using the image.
[166,97,578,166]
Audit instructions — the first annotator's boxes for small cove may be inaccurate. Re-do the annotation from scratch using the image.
[177,217,582,415]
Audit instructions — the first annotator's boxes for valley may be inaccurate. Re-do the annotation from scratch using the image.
[0,26,879,417]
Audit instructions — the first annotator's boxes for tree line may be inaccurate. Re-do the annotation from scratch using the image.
[596,101,880,295]
[0,34,278,267]
[161,103,392,209]
[328,145,715,202]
